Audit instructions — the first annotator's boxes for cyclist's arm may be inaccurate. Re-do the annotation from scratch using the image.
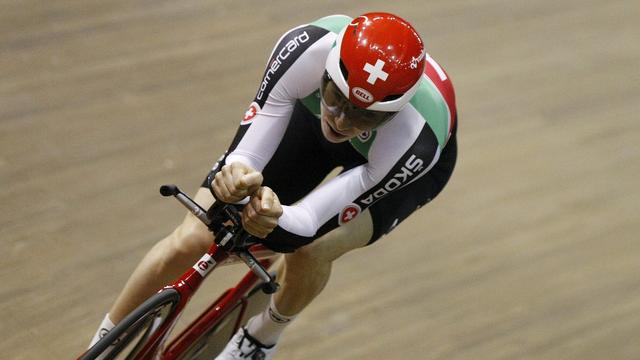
[270,110,442,245]
[224,25,333,171]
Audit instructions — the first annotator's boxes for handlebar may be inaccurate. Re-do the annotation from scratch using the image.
[159,184,279,294]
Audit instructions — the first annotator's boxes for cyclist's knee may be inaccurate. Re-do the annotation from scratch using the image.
[288,231,344,265]
[283,244,332,284]
[290,242,327,263]
[167,215,213,260]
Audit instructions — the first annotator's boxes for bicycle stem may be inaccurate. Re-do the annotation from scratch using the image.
[160,184,279,294]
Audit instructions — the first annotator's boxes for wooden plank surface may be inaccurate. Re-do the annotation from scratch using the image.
[1,1,638,359]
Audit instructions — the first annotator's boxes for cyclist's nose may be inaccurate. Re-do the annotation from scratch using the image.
[333,113,353,131]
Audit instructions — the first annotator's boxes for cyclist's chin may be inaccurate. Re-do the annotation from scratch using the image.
[320,118,351,143]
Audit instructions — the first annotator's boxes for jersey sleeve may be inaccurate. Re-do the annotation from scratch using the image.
[224,24,332,170]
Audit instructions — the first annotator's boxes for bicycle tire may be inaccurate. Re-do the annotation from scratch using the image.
[80,288,181,360]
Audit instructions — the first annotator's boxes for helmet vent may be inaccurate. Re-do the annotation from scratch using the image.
[382,94,403,102]
[339,60,349,81]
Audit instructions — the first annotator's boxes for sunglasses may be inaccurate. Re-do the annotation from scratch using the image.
[319,72,397,129]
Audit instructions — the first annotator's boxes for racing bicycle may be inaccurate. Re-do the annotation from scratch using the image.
[78,184,281,360]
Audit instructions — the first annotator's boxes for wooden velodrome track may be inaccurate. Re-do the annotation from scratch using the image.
[1,1,638,359]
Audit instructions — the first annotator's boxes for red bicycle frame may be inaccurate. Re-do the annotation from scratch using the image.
[163,244,275,359]
[113,241,276,360]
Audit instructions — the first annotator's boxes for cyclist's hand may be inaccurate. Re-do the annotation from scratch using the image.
[242,186,283,238]
[212,162,263,203]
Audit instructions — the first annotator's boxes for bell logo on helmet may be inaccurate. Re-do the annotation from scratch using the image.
[352,87,374,103]
[363,59,389,85]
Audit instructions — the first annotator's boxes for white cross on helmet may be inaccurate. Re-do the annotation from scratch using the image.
[363,59,389,85]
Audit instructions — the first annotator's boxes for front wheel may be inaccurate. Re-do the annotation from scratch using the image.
[80,289,181,360]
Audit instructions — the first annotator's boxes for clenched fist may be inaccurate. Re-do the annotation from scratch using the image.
[212,162,263,203]
[242,186,283,238]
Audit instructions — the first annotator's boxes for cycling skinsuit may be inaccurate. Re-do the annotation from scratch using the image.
[202,15,458,252]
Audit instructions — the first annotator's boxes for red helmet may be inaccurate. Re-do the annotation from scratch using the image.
[325,12,426,112]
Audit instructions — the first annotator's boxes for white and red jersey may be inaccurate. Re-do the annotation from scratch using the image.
[222,15,457,240]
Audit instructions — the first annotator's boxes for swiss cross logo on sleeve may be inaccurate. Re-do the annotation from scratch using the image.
[339,204,361,225]
[241,102,261,124]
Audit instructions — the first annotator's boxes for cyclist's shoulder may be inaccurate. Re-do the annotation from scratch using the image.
[256,17,348,104]
[260,15,353,103]
[414,54,456,110]
[266,15,351,68]
[275,14,351,44]
[405,54,457,149]
[307,14,352,33]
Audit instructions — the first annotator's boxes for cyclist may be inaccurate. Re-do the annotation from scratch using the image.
[88,12,457,360]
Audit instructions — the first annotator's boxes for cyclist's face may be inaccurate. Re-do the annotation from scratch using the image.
[319,104,364,143]
[319,72,396,143]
